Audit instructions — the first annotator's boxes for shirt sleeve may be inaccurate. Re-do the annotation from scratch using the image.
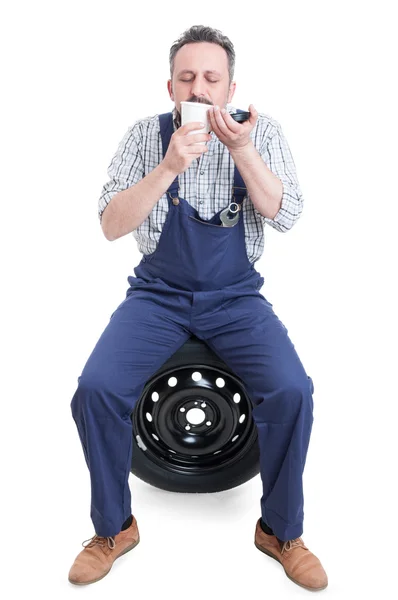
[253,123,304,232]
[98,121,144,223]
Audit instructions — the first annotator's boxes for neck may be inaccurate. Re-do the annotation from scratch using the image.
[173,109,181,129]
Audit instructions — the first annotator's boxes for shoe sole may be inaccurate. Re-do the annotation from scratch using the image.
[68,536,140,586]
[254,541,328,592]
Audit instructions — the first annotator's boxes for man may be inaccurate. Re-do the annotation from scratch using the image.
[69,25,328,591]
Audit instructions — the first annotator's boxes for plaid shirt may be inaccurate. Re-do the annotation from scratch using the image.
[99,105,304,263]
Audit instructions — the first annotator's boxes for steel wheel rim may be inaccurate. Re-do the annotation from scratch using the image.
[133,364,256,475]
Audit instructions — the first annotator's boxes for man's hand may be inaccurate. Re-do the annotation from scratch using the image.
[162,122,212,176]
[208,104,258,151]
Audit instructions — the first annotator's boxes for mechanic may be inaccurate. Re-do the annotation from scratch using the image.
[69,24,328,591]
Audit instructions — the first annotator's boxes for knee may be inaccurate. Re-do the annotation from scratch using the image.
[281,374,314,411]
[285,374,314,396]
[253,371,315,423]
[70,372,106,420]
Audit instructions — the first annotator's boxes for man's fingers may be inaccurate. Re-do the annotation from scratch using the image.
[183,133,211,145]
[179,121,206,134]
[186,144,209,154]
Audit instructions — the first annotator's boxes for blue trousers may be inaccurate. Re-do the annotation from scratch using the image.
[70,276,314,541]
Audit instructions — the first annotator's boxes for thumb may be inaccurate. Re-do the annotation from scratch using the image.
[248,104,258,125]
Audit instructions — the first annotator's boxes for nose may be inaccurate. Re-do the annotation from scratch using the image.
[190,77,208,100]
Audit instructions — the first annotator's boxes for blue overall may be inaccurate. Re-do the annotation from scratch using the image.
[71,111,314,542]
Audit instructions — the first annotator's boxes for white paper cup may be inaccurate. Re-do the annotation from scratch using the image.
[180,101,212,144]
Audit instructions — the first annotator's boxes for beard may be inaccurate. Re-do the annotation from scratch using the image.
[186,96,213,105]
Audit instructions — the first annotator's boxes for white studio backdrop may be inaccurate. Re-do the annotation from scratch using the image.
[1,1,397,598]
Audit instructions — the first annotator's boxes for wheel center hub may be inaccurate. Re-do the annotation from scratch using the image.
[186,408,206,425]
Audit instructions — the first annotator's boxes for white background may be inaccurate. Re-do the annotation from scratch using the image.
[1,1,397,598]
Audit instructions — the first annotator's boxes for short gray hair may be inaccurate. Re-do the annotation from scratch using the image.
[169,25,235,85]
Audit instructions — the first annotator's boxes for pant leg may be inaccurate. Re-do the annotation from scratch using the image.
[191,287,314,542]
[70,280,192,537]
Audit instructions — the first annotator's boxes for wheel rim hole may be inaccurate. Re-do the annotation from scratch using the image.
[191,371,202,382]
[168,377,178,387]
[216,378,225,388]
[151,392,159,402]
[233,393,241,403]
[239,414,246,423]
[146,412,153,422]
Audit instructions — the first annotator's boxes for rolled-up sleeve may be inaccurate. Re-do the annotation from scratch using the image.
[254,124,304,232]
[98,122,144,223]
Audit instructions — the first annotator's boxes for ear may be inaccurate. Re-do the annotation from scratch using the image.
[167,80,174,101]
[228,81,236,104]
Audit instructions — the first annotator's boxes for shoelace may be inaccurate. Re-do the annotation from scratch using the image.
[81,535,116,550]
[280,537,306,554]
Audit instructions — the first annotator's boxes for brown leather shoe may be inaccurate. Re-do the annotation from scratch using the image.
[68,516,140,585]
[254,519,328,591]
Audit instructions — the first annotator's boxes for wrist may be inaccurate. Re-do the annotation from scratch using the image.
[159,160,178,180]
[228,139,255,159]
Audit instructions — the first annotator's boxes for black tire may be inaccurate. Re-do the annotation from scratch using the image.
[130,335,260,492]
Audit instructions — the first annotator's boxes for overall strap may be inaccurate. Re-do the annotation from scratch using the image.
[232,165,247,206]
[159,112,179,198]
[231,109,248,206]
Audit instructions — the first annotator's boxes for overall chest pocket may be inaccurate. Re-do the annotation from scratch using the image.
[188,215,225,228]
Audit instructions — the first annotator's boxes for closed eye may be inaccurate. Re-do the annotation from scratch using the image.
[180,78,219,83]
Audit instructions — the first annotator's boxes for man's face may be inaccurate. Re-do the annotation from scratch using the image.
[167,42,236,123]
